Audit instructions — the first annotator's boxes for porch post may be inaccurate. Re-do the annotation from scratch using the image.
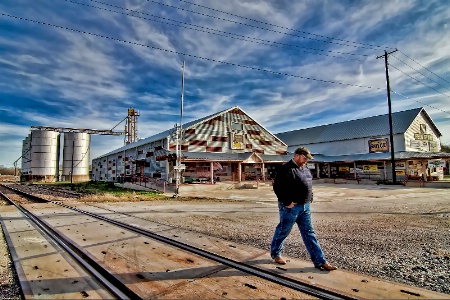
[422,161,427,181]
[327,164,331,178]
[353,162,357,179]
[383,161,387,180]
[210,161,214,184]
[262,162,265,181]
[316,163,319,179]
[238,162,242,182]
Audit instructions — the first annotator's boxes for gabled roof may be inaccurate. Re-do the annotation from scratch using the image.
[276,107,441,146]
[97,106,286,159]
[180,105,286,146]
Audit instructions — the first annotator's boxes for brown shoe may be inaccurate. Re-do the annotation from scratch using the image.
[316,263,337,271]
[274,257,286,265]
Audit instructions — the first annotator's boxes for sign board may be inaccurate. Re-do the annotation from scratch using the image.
[428,159,446,168]
[395,162,406,169]
[414,133,433,141]
[396,170,405,175]
[368,139,389,153]
[429,142,439,152]
[410,140,429,151]
[363,165,378,172]
[339,166,350,172]
[174,164,186,170]
[306,163,315,169]
[231,132,245,150]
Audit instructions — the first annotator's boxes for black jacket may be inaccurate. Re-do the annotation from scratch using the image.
[273,159,313,206]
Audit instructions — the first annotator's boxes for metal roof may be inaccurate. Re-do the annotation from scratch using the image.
[260,154,291,162]
[97,106,286,159]
[276,107,441,146]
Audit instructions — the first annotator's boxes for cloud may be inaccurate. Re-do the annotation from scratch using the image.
[0,0,449,167]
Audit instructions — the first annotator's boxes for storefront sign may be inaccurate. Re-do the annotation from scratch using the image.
[339,166,350,172]
[428,159,446,168]
[368,139,389,153]
[396,170,405,175]
[306,163,315,169]
[429,142,439,152]
[395,162,406,169]
[363,165,378,172]
[414,133,433,141]
[231,132,244,150]
[410,140,429,151]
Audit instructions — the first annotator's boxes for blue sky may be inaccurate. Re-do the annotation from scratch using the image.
[0,0,449,168]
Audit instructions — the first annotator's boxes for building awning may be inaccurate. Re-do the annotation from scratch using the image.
[180,152,290,163]
[310,151,450,163]
[176,151,450,164]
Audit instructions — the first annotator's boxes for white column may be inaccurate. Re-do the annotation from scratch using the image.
[238,162,242,182]
[261,162,265,181]
[210,161,214,184]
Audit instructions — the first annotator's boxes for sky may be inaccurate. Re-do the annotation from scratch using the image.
[0,0,449,168]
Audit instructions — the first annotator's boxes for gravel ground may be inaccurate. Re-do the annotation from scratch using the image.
[0,220,21,300]
[143,206,450,295]
[1,183,449,297]
[140,184,450,295]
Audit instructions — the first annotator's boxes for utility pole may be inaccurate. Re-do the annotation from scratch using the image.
[173,61,185,197]
[377,49,398,184]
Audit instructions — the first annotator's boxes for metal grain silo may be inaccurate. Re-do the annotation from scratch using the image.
[63,132,90,182]
[21,134,31,178]
[30,130,60,182]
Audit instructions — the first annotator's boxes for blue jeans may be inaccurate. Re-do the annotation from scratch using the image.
[270,202,326,267]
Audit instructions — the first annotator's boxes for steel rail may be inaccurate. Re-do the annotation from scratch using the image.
[58,201,357,300]
[0,188,141,300]
[2,184,359,300]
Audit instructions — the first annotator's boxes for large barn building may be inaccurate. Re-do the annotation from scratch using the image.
[92,106,289,185]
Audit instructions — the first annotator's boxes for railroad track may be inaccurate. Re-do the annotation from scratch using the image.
[0,184,357,300]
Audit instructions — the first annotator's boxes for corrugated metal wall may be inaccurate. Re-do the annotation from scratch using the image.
[29,130,60,179]
[62,132,90,182]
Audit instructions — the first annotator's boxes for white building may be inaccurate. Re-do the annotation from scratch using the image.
[276,107,450,181]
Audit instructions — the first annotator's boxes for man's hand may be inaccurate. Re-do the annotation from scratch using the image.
[285,202,295,208]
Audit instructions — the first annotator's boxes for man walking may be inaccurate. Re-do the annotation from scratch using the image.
[271,147,337,271]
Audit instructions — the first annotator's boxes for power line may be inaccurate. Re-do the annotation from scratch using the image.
[68,0,367,62]
[390,89,450,116]
[177,0,387,50]
[390,64,450,99]
[0,12,383,91]
[144,0,384,51]
[398,49,450,85]
[391,54,450,93]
